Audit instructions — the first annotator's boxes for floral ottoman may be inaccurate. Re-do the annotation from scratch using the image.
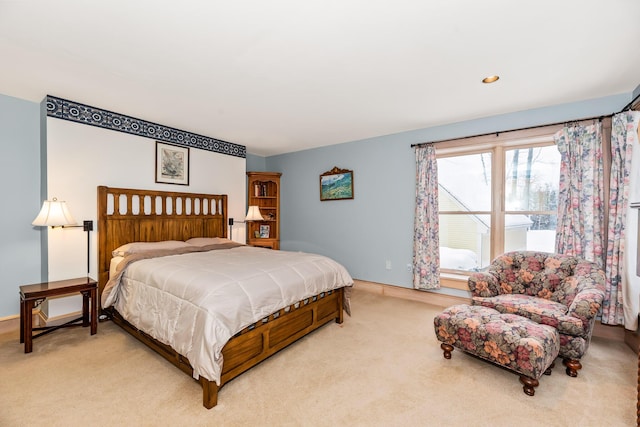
[434,304,560,396]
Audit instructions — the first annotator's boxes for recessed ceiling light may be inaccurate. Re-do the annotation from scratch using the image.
[482,75,500,84]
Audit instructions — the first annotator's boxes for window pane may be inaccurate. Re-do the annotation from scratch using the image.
[504,214,557,253]
[435,141,558,276]
[505,146,560,211]
[438,153,492,212]
[439,214,491,271]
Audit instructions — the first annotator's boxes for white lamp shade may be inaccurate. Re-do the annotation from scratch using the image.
[32,199,77,227]
[245,205,264,221]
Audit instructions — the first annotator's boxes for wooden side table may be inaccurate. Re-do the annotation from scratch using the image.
[20,277,98,353]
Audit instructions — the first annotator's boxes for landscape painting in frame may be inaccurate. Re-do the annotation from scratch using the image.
[156,141,189,185]
[320,167,354,201]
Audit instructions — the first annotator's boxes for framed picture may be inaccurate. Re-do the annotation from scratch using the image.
[259,225,270,238]
[320,167,354,201]
[156,141,189,185]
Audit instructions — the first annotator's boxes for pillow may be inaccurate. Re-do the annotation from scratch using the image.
[112,240,191,257]
[186,237,231,247]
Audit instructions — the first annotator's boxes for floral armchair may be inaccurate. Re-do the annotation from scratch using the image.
[467,251,606,377]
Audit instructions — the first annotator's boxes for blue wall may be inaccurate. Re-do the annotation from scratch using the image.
[0,94,43,317]
[0,89,635,318]
[246,154,267,172]
[265,93,632,295]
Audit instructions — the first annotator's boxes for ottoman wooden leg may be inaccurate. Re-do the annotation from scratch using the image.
[441,343,454,359]
[519,376,539,396]
[544,362,555,376]
[563,358,581,377]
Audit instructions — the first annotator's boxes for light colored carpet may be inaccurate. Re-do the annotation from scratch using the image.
[0,289,636,426]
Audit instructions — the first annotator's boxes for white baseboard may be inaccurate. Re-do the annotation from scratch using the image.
[0,309,82,335]
[0,314,20,335]
[0,309,45,335]
[2,279,626,346]
[353,279,471,307]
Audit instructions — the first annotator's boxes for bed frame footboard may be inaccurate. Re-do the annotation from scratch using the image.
[109,287,344,409]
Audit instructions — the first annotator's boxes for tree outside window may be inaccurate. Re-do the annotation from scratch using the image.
[437,143,560,272]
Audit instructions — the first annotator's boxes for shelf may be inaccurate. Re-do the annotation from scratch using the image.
[247,171,281,250]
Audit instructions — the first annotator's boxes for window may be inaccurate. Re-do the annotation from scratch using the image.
[436,131,561,274]
[438,153,491,271]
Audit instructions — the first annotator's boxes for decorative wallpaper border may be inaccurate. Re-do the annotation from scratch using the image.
[46,95,246,158]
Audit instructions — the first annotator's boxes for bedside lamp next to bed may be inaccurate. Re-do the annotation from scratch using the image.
[22,198,98,352]
[32,197,94,277]
[245,205,264,221]
[228,205,263,241]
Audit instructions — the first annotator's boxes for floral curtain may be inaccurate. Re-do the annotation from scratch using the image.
[603,111,640,328]
[413,144,440,290]
[554,121,605,268]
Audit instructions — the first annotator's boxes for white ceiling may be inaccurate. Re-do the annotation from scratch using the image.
[1,1,639,156]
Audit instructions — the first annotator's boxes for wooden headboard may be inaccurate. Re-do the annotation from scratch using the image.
[97,186,227,298]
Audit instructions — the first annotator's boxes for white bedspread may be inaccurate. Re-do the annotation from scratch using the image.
[102,246,353,384]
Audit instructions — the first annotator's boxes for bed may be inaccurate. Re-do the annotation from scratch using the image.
[97,186,353,409]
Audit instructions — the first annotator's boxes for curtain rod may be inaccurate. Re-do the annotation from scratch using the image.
[411,92,640,148]
[410,113,607,148]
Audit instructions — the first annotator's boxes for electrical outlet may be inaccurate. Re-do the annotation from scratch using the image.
[406,263,413,272]
[385,260,392,270]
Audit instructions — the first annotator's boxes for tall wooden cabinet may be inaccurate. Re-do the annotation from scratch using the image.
[246,172,281,249]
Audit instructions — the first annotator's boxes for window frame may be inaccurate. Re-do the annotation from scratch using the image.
[434,126,563,290]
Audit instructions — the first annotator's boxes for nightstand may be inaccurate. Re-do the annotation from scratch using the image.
[19,277,98,353]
